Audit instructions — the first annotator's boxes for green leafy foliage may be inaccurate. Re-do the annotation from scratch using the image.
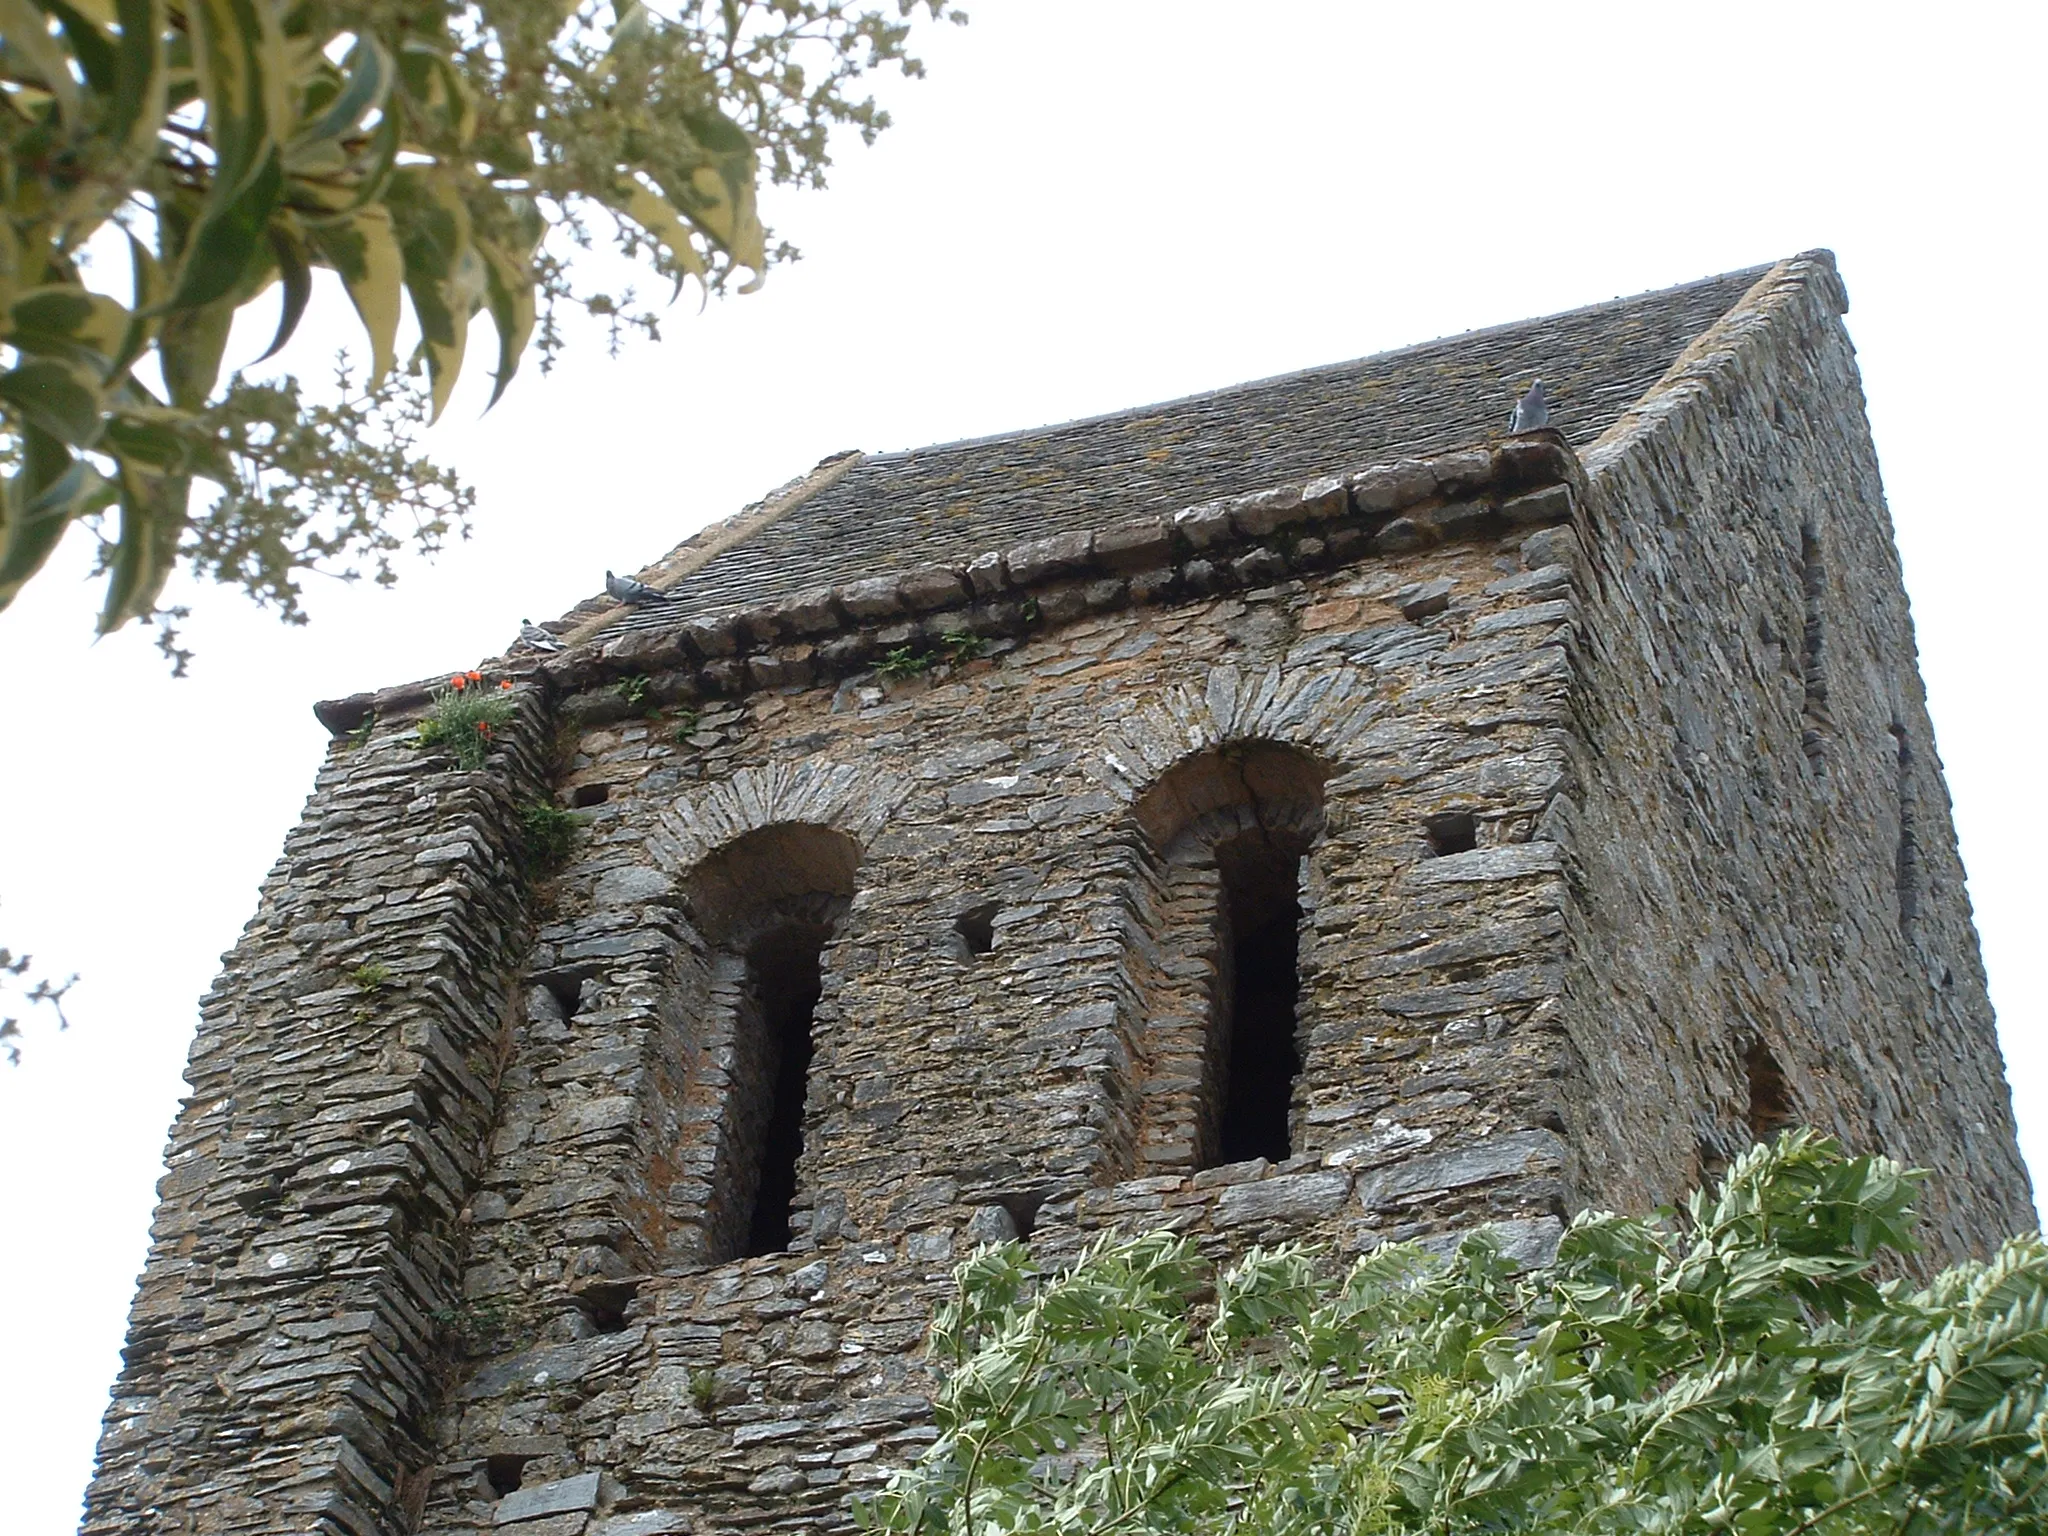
[0,0,964,644]
[518,799,576,876]
[877,644,930,679]
[863,1133,2048,1536]
[414,669,513,768]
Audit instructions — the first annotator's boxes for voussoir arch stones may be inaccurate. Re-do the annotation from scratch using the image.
[1084,661,1381,807]
[644,756,914,877]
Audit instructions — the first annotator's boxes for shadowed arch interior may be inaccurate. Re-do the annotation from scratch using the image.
[1131,743,1331,1170]
[683,823,861,1260]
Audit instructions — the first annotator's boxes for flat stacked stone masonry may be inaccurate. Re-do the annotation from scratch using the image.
[84,252,2030,1536]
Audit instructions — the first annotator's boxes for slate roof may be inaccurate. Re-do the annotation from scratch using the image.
[614,262,1769,631]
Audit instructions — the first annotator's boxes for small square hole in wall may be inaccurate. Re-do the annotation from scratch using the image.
[1424,812,1477,856]
[485,1454,532,1494]
[953,903,998,958]
[570,782,611,809]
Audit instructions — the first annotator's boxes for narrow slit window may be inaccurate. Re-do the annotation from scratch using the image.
[741,927,826,1257]
[680,822,859,1269]
[1744,1036,1794,1141]
[1211,839,1305,1167]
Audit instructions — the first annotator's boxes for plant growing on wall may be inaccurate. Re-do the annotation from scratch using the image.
[877,645,931,680]
[939,631,987,663]
[518,800,576,876]
[415,670,514,770]
[862,1133,2048,1536]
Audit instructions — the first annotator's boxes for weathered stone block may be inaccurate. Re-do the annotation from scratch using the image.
[1349,458,1438,515]
[1388,577,1455,620]
[1403,843,1564,887]
[965,551,1010,596]
[593,867,675,907]
[898,566,972,613]
[495,1470,601,1524]
[1006,530,1095,586]
[677,615,738,658]
[1501,483,1576,525]
[1354,1130,1566,1210]
[1095,518,1173,572]
[839,576,904,621]
[593,1513,690,1536]
[1171,499,1233,549]
[1215,1170,1352,1225]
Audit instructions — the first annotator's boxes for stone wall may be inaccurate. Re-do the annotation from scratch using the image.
[82,706,553,1534]
[405,451,1599,1533]
[83,254,2032,1536]
[1555,254,2034,1260]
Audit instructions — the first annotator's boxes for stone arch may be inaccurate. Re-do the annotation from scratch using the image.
[1085,661,1377,808]
[647,755,911,876]
[1122,738,1335,1173]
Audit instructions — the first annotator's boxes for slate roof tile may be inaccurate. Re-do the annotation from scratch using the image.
[612,262,1768,631]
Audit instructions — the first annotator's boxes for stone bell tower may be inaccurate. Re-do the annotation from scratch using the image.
[83,252,2030,1535]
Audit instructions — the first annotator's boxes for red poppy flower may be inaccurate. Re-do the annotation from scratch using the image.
[466,670,483,683]
[499,680,514,691]
[450,673,468,690]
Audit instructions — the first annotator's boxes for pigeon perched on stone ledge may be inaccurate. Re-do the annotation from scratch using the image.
[518,619,565,652]
[606,569,662,605]
[1508,379,1550,433]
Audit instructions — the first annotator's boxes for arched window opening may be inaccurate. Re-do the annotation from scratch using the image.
[1213,834,1305,1166]
[740,923,828,1257]
[1129,742,1329,1174]
[682,824,859,1264]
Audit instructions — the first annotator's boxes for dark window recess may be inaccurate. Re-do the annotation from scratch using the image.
[1890,720,1921,930]
[1211,840,1304,1167]
[485,1455,531,1495]
[995,1189,1047,1240]
[953,903,997,958]
[1424,811,1478,857]
[570,782,611,808]
[1799,523,1830,774]
[575,1278,637,1334]
[538,969,593,1020]
[1744,1037,1795,1141]
[741,927,825,1258]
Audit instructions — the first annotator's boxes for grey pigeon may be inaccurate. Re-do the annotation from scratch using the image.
[518,619,565,652]
[1508,379,1550,433]
[606,569,662,605]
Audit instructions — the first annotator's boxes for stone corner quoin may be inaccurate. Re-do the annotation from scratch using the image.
[81,250,2032,1536]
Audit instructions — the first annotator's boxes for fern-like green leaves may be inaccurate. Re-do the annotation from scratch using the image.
[865,1133,2048,1536]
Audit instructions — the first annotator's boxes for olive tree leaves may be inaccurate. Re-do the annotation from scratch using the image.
[0,0,958,644]
[867,1134,2048,1536]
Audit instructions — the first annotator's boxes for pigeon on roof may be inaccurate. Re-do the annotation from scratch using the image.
[1508,379,1550,433]
[518,619,565,652]
[606,569,662,605]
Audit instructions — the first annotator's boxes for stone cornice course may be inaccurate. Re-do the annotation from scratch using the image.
[313,431,1585,736]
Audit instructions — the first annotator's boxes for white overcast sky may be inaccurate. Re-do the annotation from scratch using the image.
[3,1,2044,1525]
